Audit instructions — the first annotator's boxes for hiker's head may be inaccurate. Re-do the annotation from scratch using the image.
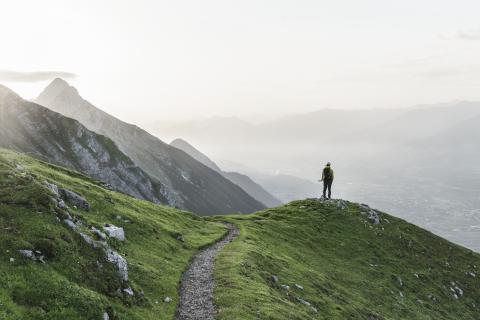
[326,162,331,167]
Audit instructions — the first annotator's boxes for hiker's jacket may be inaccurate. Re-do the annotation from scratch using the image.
[322,166,334,182]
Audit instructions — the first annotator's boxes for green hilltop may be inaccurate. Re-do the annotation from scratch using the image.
[0,148,479,319]
[214,200,480,319]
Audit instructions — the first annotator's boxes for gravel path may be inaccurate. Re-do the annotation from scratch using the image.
[175,223,239,320]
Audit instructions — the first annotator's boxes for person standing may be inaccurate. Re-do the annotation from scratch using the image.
[320,162,334,199]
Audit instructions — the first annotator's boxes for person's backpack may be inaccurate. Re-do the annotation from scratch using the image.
[323,167,333,181]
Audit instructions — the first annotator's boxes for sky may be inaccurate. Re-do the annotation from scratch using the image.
[1,0,480,124]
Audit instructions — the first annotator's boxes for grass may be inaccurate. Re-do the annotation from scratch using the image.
[213,199,480,320]
[0,149,226,320]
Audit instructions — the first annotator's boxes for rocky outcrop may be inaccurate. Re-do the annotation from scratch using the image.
[103,225,125,241]
[59,189,91,211]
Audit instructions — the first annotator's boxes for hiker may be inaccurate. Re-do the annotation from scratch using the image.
[320,162,334,199]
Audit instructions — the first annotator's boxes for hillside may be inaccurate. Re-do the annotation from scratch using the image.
[170,139,282,207]
[0,149,226,319]
[214,199,480,320]
[35,79,265,215]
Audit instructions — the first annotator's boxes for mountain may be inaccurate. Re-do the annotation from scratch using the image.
[338,101,480,145]
[1,150,478,319]
[170,138,282,207]
[35,79,265,215]
[0,84,168,204]
[170,138,221,172]
[221,171,283,207]
[217,159,321,204]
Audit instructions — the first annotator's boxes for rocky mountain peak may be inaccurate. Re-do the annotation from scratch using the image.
[36,78,81,106]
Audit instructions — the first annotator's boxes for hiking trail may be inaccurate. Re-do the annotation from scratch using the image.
[175,223,239,320]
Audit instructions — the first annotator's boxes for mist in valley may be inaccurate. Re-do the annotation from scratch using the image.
[148,102,480,252]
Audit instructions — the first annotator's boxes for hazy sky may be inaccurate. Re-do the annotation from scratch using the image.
[1,0,480,124]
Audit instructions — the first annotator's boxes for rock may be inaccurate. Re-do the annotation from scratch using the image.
[64,219,77,230]
[80,233,105,249]
[280,284,290,291]
[105,249,128,281]
[271,275,279,284]
[19,250,35,259]
[466,271,476,278]
[296,297,311,306]
[9,257,14,263]
[103,312,110,320]
[44,181,60,197]
[294,284,304,290]
[164,297,172,303]
[18,250,45,263]
[58,199,67,209]
[101,182,114,190]
[176,234,185,242]
[368,210,380,224]
[395,275,403,287]
[123,287,134,296]
[60,189,90,211]
[103,225,125,241]
[90,227,107,241]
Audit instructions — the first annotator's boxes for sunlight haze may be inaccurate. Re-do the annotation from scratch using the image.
[1,0,480,125]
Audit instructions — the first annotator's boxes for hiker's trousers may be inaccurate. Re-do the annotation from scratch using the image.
[323,180,333,199]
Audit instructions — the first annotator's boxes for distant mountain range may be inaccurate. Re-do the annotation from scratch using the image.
[0,80,266,215]
[170,138,282,207]
[148,101,480,251]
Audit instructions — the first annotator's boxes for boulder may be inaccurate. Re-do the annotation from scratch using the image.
[44,181,60,197]
[368,210,380,224]
[79,233,105,249]
[123,287,134,296]
[103,225,125,241]
[105,249,128,281]
[60,189,90,211]
[90,227,107,241]
[64,219,78,230]
[271,275,279,284]
[18,250,45,263]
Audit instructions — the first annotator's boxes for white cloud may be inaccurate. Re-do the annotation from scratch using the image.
[0,70,77,82]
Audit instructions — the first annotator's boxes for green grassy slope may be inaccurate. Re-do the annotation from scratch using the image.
[0,149,226,320]
[214,199,480,320]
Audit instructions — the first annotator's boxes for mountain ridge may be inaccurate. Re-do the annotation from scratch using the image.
[34,79,265,215]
